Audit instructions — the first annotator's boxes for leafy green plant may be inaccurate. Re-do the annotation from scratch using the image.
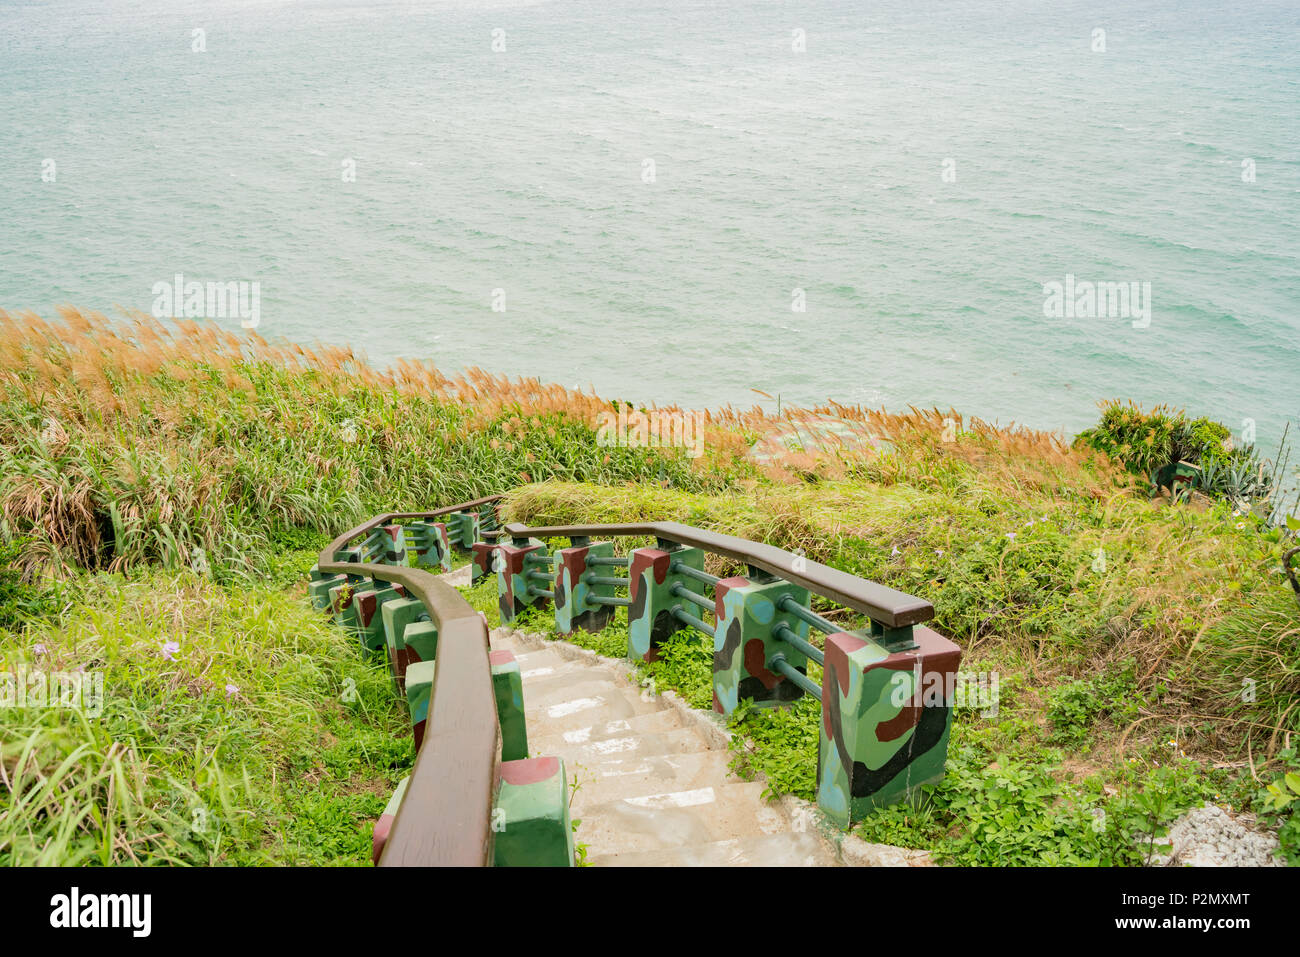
[640,630,713,711]
[1075,401,1274,506]
[0,537,61,631]
[727,695,822,801]
[568,776,590,866]
[1045,660,1142,748]
[1257,746,1300,865]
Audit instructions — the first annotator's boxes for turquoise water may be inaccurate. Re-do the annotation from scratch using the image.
[1,0,1297,443]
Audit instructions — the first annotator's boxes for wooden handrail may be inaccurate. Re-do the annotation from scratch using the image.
[501,520,934,628]
[317,495,503,866]
[315,492,936,865]
[318,494,505,562]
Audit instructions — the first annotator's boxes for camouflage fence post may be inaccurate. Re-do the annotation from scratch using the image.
[490,650,528,762]
[406,521,452,573]
[311,544,367,610]
[401,621,440,668]
[404,659,436,750]
[712,576,812,717]
[360,524,406,565]
[817,625,962,827]
[381,596,430,689]
[492,756,574,867]
[328,580,361,634]
[444,511,481,550]
[496,538,551,625]
[371,776,409,865]
[627,545,705,662]
[554,541,618,635]
[471,542,497,584]
[350,583,407,653]
[308,571,348,611]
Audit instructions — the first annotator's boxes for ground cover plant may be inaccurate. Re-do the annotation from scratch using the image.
[2,309,1294,865]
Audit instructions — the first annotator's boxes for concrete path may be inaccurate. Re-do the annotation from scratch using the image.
[489,625,843,866]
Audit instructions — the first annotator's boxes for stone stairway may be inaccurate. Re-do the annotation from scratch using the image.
[488,624,843,867]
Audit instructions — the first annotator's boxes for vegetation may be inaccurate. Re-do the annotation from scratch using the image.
[2,309,1295,865]
[1257,746,1300,865]
[1074,399,1288,510]
[0,570,409,865]
[0,308,743,582]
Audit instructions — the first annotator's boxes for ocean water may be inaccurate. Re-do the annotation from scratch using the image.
[1,0,1297,444]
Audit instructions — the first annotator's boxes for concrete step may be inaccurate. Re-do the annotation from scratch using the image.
[524,680,667,736]
[566,748,736,809]
[496,647,570,672]
[575,780,789,857]
[587,830,840,867]
[477,626,860,866]
[516,659,621,695]
[489,628,528,649]
[543,725,711,766]
[529,709,687,758]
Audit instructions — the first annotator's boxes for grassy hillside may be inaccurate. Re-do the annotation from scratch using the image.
[1,309,1296,865]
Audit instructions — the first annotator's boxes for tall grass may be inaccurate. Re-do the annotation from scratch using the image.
[0,309,742,579]
[0,570,407,865]
[502,473,1300,755]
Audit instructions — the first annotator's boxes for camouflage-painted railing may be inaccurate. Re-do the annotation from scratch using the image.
[314,497,503,865]
[310,496,962,862]
[312,496,576,867]
[495,520,961,828]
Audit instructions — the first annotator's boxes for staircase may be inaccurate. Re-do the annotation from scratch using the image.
[489,623,842,866]
[317,501,951,867]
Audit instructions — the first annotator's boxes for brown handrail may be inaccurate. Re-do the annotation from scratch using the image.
[319,494,505,561]
[317,495,503,867]
[501,520,934,628]
[315,493,934,864]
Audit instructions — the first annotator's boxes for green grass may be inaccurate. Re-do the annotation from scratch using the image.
[0,571,408,865]
[494,478,1297,865]
[4,313,1295,866]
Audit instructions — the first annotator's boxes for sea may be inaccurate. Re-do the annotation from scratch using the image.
[1,0,1297,447]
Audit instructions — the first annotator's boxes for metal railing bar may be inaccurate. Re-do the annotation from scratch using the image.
[773,622,826,666]
[770,655,822,701]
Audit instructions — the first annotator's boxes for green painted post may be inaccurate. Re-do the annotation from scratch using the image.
[381,596,428,687]
[492,756,574,867]
[471,542,497,584]
[407,521,452,573]
[444,511,481,550]
[496,539,550,625]
[627,545,706,662]
[328,580,360,633]
[711,576,812,717]
[402,620,439,666]
[817,626,962,827]
[371,776,409,865]
[405,659,436,750]
[554,540,618,635]
[308,573,347,611]
[372,523,407,564]
[351,584,406,653]
[490,650,528,762]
